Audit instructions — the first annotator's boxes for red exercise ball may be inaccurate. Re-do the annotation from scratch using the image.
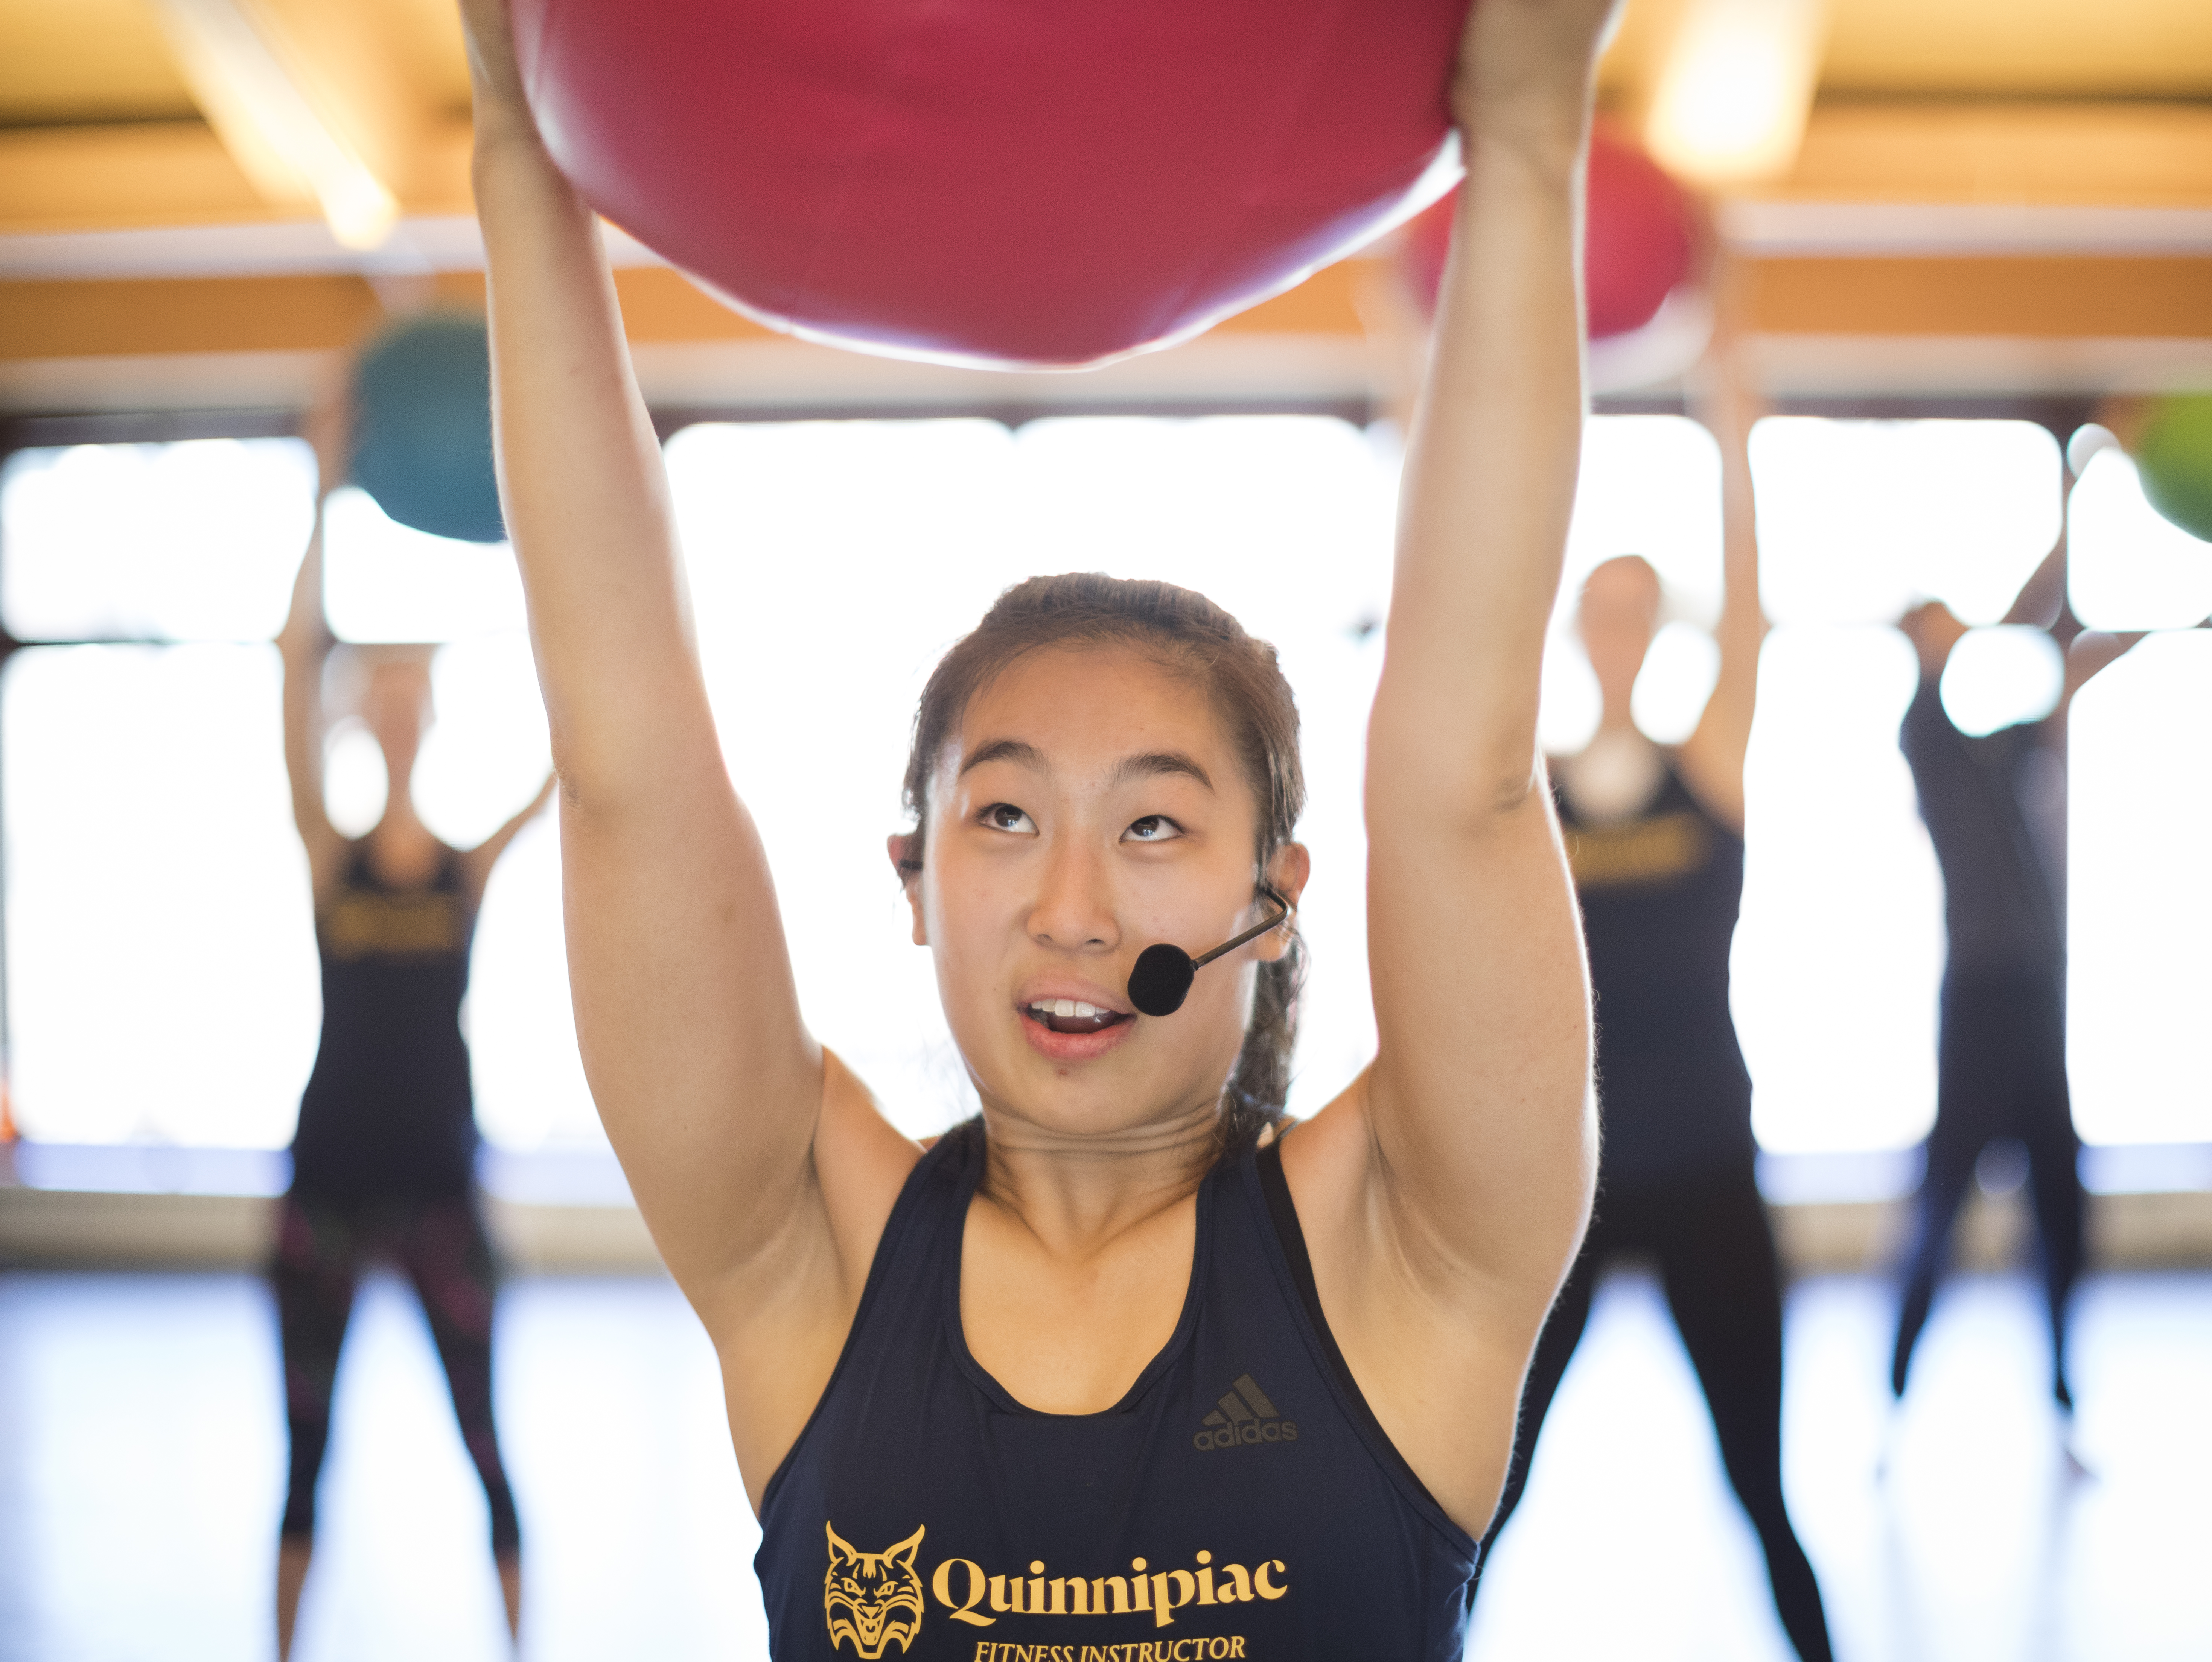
[1398,126,1696,339]
[512,0,1471,369]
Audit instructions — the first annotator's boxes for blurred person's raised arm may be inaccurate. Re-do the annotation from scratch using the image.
[278,505,344,903]
[1678,262,1767,833]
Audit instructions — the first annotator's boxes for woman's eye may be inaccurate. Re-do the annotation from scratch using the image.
[983,804,1035,834]
[1124,815,1183,843]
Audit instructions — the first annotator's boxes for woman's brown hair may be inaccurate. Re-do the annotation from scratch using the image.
[900,573,1306,1152]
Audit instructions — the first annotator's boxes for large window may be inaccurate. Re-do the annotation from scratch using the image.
[4,417,2204,1160]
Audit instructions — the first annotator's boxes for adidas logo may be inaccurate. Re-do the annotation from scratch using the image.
[1192,1373,1298,1452]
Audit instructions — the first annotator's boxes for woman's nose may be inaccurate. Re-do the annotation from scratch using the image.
[1026,839,1120,953]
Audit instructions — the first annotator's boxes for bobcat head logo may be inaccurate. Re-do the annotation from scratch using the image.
[824,1522,926,1657]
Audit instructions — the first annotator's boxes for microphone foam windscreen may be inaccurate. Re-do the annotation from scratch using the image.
[1128,944,1197,1018]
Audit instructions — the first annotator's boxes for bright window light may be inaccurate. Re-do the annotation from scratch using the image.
[0,439,314,642]
[1542,415,1723,754]
[664,415,1399,1135]
[3,645,320,1147]
[2068,631,2212,1144]
[1562,417,1723,624]
[322,485,526,643]
[18,415,2184,1160]
[1753,418,2061,628]
[416,636,553,849]
[1632,620,1723,745]
[1539,637,1605,756]
[1734,625,1943,1153]
[1939,625,2064,738]
[321,716,388,837]
[2068,449,2212,631]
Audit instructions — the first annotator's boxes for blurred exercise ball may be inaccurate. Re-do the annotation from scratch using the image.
[2134,396,2212,543]
[1399,127,1696,338]
[350,313,504,544]
[509,0,1470,369]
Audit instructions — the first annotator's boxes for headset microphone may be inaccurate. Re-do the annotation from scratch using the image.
[1126,888,1294,1018]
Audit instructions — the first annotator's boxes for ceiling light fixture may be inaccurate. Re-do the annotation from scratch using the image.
[151,0,399,252]
[1644,0,1831,189]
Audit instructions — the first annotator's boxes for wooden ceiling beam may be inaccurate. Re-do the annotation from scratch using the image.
[0,116,473,236]
[1769,101,2212,207]
[6,99,2204,245]
[0,123,270,232]
[5,255,2207,368]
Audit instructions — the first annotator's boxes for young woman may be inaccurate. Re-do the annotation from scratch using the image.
[1469,318,1836,1659]
[460,0,1608,1651]
[273,455,552,1656]
[1891,581,2134,1436]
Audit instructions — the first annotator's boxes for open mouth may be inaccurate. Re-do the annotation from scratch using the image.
[1022,999,1133,1036]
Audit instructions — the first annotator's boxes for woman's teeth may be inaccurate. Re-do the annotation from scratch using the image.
[1034,999,1105,1020]
[1025,999,1128,1034]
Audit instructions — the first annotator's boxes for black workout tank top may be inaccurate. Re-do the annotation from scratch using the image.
[289,841,479,1201]
[754,1123,1479,1660]
[1557,761,1756,1184]
[1898,674,2064,980]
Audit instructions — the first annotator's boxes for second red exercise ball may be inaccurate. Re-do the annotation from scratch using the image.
[511,0,1471,368]
[1398,127,1698,339]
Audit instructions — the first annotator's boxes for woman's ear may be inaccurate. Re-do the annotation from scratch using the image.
[886,833,927,946]
[1258,842,1312,963]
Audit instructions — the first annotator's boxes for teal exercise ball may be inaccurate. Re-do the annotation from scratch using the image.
[349,313,504,544]
[2135,396,2212,544]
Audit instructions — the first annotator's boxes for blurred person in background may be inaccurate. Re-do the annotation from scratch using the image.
[1891,558,2136,1448]
[1470,303,1835,1660]
[269,406,553,1656]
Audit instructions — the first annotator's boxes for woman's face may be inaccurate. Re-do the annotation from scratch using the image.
[901,644,1303,1139]
[1575,557,1661,713]
[362,661,432,774]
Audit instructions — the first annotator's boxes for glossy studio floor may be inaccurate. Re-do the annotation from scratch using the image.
[2,1262,2205,1662]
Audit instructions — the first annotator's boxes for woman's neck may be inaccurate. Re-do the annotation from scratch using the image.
[974,1093,1222,1260]
[371,791,430,844]
[365,786,440,882]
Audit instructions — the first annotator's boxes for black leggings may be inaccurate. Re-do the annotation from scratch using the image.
[1474,1163,1833,1662]
[1892,967,2082,1407]
[271,1190,521,1554]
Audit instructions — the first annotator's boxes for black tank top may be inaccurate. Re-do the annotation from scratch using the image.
[754,1123,1480,1660]
[1557,761,1756,1185]
[1898,674,2064,980]
[289,841,478,1201]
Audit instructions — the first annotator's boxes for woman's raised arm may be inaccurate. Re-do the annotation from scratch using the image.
[1285,0,1615,1529]
[458,0,911,1345]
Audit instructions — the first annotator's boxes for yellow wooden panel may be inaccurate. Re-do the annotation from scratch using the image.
[1751,256,2212,338]
[0,123,272,233]
[0,120,475,234]
[1822,0,2212,97]
[6,257,2207,366]
[0,274,384,358]
[377,0,475,119]
[0,0,199,123]
[1775,102,2212,207]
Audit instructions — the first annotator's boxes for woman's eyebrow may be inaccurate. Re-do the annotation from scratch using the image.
[958,737,1047,777]
[1113,751,1214,792]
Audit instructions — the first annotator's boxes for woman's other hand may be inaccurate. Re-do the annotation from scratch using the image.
[1453,0,1625,151]
[458,0,536,143]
